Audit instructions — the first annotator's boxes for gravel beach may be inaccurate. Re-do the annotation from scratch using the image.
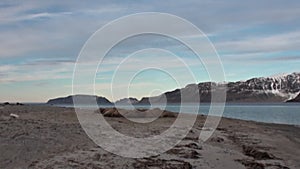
[0,104,299,169]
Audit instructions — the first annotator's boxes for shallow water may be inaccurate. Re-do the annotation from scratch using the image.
[168,103,300,125]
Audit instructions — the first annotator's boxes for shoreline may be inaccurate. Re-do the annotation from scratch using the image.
[2,103,300,126]
[6,103,299,126]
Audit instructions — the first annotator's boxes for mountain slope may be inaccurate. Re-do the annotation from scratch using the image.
[137,72,300,103]
[286,93,300,102]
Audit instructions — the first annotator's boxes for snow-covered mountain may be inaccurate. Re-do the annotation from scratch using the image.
[138,72,300,103]
[226,72,300,102]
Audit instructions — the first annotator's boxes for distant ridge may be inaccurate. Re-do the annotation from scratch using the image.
[47,72,300,104]
[47,95,113,105]
[115,98,139,105]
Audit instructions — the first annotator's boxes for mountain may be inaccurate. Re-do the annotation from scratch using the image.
[286,93,300,102]
[47,73,300,104]
[137,72,300,104]
[115,97,139,105]
[47,95,113,105]
[225,72,300,102]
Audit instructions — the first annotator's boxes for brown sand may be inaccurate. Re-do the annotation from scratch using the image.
[0,105,299,169]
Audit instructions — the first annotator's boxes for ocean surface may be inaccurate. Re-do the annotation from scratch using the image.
[37,103,300,125]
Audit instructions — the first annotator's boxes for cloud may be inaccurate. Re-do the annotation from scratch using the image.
[24,58,75,66]
[0,1,130,58]
[272,55,300,61]
[1,10,72,23]
[1,0,300,59]
[0,65,15,72]
[0,58,75,83]
[0,1,128,25]
[216,31,300,54]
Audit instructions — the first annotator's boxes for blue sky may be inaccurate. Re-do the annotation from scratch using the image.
[0,0,300,102]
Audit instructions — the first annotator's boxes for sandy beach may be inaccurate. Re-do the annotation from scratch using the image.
[0,104,299,169]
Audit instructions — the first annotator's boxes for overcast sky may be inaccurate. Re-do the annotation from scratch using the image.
[0,0,300,102]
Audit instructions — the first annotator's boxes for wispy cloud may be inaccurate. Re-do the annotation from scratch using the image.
[216,31,300,54]
[0,58,74,83]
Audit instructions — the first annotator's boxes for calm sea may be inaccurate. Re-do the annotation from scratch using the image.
[41,103,300,125]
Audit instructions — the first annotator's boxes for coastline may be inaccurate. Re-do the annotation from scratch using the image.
[20,102,300,126]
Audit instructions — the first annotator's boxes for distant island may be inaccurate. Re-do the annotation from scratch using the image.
[47,72,300,105]
[47,95,113,105]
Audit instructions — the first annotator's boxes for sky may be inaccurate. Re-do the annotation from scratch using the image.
[0,0,300,102]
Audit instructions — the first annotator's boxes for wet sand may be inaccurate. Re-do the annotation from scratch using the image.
[0,104,299,169]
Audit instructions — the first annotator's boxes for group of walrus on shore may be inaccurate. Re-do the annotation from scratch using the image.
[95,107,177,118]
